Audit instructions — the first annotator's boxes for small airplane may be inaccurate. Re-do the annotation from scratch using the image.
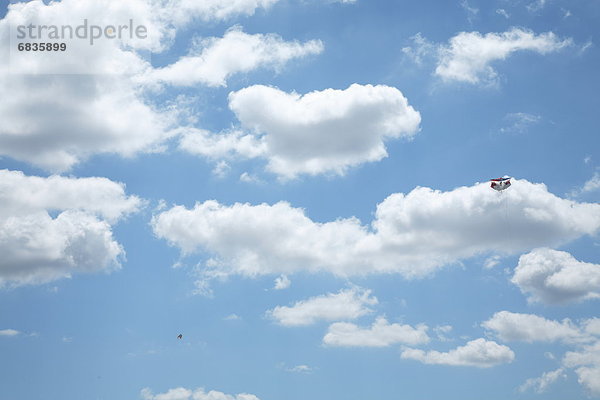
[490,176,511,191]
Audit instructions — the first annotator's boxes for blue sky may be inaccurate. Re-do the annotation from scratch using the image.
[1,1,599,399]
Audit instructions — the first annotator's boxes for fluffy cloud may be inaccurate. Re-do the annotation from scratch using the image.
[435,28,570,84]
[484,311,600,395]
[401,338,515,368]
[0,170,141,287]
[564,341,600,396]
[141,387,260,400]
[266,287,377,326]
[152,179,600,284]
[323,316,429,347]
[147,27,323,87]
[178,129,267,160]
[224,83,421,178]
[482,311,586,344]
[181,83,422,179]
[0,0,298,171]
[512,248,600,304]
[0,0,179,171]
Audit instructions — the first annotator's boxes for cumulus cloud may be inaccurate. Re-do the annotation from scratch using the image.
[152,179,600,285]
[0,329,20,337]
[564,341,600,396]
[181,83,421,179]
[435,28,570,85]
[0,170,141,287]
[482,311,587,344]
[225,83,421,178]
[147,27,323,87]
[141,387,260,400]
[401,338,515,368]
[0,0,180,171]
[484,311,600,394]
[512,248,600,304]
[266,287,377,326]
[0,0,300,171]
[323,316,429,347]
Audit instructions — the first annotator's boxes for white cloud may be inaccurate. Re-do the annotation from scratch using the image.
[0,329,20,337]
[239,172,263,184]
[496,9,510,19]
[323,316,429,347]
[152,179,600,284]
[581,172,600,194]
[434,325,453,342]
[0,170,141,223]
[212,161,232,178]
[569,171,600,198]
[511,248,600,304]
[499,112,541,134]
[179,129,267,161]
[141,387,260,400]
[519,368,566,393]
[482,311,587,344]
[0,170,141,287]
[563,341,600,396]
[155,0,279,28]
[402,33,437,66]
[0,0,297,171]
[226,83,421,178]
[266,287,377,326]
[0,0,178,171]
[584,319,600,336]
[527,0,548,13]
[285,364,313,373]
[436,28,571,85]
[147,27,323,87]
[484,311,600,395]
[274,274,291,290]
[460,0,479,23]
[483,255,502,269]
[401,338,515,368]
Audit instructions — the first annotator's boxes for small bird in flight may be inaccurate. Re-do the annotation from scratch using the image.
[177,334,183,339]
